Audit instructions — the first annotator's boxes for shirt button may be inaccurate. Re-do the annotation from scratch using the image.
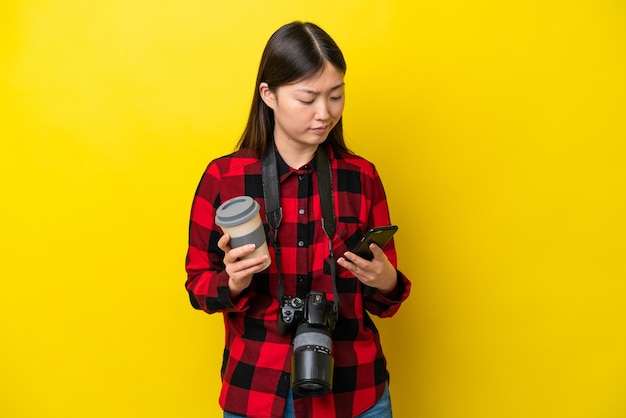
[298,209,305,215]
[298,241,305,247]
[298,175,304,181]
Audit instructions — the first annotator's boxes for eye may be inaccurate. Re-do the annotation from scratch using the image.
[299,100,314,105]
[330,95,343,101]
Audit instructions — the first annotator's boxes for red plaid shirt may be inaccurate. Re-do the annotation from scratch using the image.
[185,144,411,418]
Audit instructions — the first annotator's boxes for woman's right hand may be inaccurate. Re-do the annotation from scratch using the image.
[217,234,268,299]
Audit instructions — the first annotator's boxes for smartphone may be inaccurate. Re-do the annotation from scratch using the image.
[350,225,399,261]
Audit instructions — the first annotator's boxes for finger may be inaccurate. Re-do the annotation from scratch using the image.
[217,234,231,252]
[369,243,388,262]
[341,251,356,263]
[337,255,366,276]
[336,256,352,270]
[342,251,369,268]
[229,243,258,260]
[227,254,268,278]
[241,259,268,275]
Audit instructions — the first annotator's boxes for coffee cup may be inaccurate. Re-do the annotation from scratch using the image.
[215,196,271,271]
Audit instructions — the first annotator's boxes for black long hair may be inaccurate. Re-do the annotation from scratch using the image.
[236,21,349,157]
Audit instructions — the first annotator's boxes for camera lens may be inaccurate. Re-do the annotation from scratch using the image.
[291,323,334,397]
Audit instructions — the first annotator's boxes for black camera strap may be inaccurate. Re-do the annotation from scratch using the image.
[262,140,340,327]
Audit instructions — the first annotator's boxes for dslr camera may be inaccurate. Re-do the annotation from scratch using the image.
[278,291,338,397]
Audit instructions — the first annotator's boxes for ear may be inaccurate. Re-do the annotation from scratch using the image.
[259,82,276,110]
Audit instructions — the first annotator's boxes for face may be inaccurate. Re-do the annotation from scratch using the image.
[260,61,345,153]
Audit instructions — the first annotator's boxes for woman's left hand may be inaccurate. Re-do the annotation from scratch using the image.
[337,244,398,296]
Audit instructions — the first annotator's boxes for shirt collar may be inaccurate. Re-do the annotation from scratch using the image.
[276,147,319,182]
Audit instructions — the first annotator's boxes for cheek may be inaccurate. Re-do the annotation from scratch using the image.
[283,103,310,119]
[276,106,303,126]
[330,102,345,118]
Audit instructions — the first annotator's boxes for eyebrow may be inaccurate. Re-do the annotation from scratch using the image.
[296,82,345,94]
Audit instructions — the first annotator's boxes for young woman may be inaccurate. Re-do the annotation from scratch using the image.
[185,21,411,418]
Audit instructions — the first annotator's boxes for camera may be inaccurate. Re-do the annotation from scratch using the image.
[277,291,338,397]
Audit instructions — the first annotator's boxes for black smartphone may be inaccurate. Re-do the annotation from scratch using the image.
[350,225,399,260]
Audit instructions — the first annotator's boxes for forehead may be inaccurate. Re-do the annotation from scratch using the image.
[287,61,345,92]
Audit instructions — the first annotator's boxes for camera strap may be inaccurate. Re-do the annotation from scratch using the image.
[262,139,340,327]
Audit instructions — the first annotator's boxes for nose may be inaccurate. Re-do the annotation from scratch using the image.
[315,101,330,121]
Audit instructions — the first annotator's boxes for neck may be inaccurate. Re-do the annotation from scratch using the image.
[274,138,319,169]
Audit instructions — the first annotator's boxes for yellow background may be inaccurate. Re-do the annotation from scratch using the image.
[1,1,625,417]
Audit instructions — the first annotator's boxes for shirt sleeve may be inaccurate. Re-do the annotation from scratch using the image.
[184,161,255,314]
[363,269,411,317]
[361,164,412,317]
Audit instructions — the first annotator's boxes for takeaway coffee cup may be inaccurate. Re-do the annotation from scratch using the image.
[215,196,271,271]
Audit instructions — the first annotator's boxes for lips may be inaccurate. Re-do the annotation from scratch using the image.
[311,125,328,134]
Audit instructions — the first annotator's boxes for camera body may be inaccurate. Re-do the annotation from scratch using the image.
[277,291,337,335]
[277,295,304,336]
[277,291,338,397]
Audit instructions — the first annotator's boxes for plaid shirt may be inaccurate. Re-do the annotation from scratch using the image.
[186,144,411,418]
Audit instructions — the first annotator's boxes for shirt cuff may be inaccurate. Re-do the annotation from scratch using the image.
[372,270,410,304]
[229,284,255,312]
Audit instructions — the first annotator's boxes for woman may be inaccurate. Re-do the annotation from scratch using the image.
[186,21,411,418]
